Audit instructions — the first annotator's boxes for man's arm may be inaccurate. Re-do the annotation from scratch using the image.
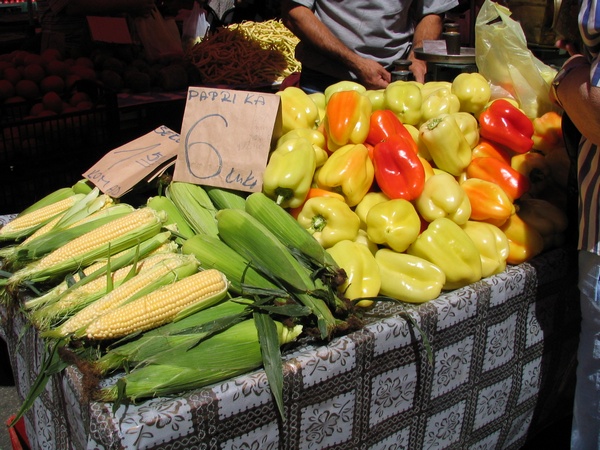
[407,13,444,83]
[282,0,391,89]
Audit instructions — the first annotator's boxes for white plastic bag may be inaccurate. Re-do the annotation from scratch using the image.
[475,0,558,118]
[135,7,184,62]
[182,1,211,49]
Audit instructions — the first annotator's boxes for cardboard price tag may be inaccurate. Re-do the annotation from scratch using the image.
[172,87,281,192]
[84,126,180,197]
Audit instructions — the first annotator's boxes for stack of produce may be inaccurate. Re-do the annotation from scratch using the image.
[270,74,569,304]
[0,71,570,422]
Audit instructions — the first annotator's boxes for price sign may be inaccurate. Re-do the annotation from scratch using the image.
[172,87,282,192]
[83,126,180,197]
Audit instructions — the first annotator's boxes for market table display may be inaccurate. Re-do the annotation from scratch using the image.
[0,209,579,450]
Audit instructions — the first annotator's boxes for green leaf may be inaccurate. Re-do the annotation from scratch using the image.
[254,311,285,420]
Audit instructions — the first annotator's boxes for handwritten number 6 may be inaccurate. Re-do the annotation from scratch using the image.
[184,113,225,180]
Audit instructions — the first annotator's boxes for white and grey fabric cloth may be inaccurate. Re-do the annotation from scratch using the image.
[0,246,579,450]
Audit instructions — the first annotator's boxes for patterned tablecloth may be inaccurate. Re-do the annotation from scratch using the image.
[0,209,580,450]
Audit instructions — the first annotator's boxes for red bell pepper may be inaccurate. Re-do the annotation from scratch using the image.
[466,156,530,202]
[479,99,534,154]
[471,138,512,164]
[366,109,418,152]
[372,134,425,201]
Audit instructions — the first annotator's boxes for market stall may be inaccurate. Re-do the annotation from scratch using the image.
[0,229,578,449]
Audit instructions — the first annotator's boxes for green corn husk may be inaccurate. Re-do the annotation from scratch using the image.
[4,208,166,287]
[204,185,247,210]
[5,203,135,269]
[17,187,76,217]
[22,231,175,312]
[245,192,339,268]
[94,299,250,374]
[181,233,282,294]
[0,193,87,243]
[166,182,218,236]
[146,195,195,240]
[216,208,337,338]
[95,319,303,403]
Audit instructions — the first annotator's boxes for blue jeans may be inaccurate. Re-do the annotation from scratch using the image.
[572,250,600,449]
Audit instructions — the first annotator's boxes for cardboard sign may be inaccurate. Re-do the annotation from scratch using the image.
[84,126,180,197]
[172,87,281,192]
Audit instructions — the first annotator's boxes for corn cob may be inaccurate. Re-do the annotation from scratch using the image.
[5,207,166,286]
[166,182,218,236]
[46,253,201,338]
[83,268,228,340]
[245,192,338,268]
[0,194,85,243]
[17,187,75,217]
[95,319,302,402]
[22,231,175,311]
[94,299,250,374]
[31,250,181,330]
[204,185,247,210]
[146,195,195,240]
[181,233,281,294]
[6,203,135,268]
[216,208,337,338]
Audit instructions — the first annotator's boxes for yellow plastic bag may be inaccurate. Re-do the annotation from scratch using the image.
[475,0,558,119]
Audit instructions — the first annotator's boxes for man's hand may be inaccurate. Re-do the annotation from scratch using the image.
[407,54,427,83]
[352,57,391,89]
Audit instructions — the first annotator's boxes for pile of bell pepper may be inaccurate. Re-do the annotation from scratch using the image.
[267,75,569,305]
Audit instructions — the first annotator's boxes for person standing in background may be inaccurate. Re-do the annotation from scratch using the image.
[37,0,155,58]
[281,0,459,92]
[548,0,600,447]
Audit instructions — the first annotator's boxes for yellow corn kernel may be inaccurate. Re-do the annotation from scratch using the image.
[85,269,228,340]
[34,208,159,271]
[0,196,78,235]
[21,216,63,245]
[57,254,199,336]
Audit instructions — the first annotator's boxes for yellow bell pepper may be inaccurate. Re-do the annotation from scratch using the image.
[511,151,552,197]
[324,90,372,150]
[532,111,563,152]
[451,72,491,116]
[419,114,472,176]
[384,81,423,126]
[451,112,480,149]
[415,171,471,225]
[326,239,381,306]
[353,228,379,255]
[354,191,390,230]
[324,80,366,103]
[460,178,515,227]
[420,87,461,125]
[297,196,360,248]
[365,89,386,111]
[461,220,510,278]
[308,91,326,124]
[499,213,545,265]
[276,86,320,134]
[516,198,569,250]
[262,137,317,209]
[316,143,374,207]
[276,128,329,167]
[365,199,422,252]
[375,248,446,303]
[420,81,452,99]
[407,217,482,290]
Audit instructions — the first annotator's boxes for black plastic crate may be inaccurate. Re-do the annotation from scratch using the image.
[0,81,119,214]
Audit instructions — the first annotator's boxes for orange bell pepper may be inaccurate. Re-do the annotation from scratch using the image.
[532,111,563,152]
[471,139,512,164]
[461,178,515,227]
[511,151,552,197]
[499,213,544,265]
[466,156,530,202]
[324,90,372,150]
